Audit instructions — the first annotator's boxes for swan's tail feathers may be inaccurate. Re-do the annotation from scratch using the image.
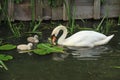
[105,34,114,43]
[94,34,114,46]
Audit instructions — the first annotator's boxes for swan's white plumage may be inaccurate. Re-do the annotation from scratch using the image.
[51,25,114,47]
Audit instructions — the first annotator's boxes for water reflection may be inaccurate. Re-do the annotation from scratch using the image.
[69,46,112,60]
[52,52,69,61]
[52,45,113,61]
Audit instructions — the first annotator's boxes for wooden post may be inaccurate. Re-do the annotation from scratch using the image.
[52,7,63,20]
[63,0,69,20]
[8,0,14,21]
[35,0,43,20]
[93,0,100,19]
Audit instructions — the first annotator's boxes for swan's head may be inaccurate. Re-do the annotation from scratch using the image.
[51,25,67,45]
[51,34,57,45]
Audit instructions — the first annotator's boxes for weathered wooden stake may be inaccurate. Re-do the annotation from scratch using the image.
[93,0,100,19]
[8,0,14,21]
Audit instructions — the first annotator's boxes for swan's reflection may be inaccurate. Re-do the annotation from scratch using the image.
[52,52,69,61]
[52,45,112,61]
[70,46,111,60]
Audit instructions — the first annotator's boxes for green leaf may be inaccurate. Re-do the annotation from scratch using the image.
[0,54,13,61]
[33,43,64,55]
[112,66,120,69]
[37,43,51,48]
[0,60,8,70]
[0,54,13,70]
[37,43,64,52]
[0,44,16,50]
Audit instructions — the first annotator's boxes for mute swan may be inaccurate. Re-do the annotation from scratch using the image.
[17,43,33,53]
[27,35,39,44]
[51,25,114,48]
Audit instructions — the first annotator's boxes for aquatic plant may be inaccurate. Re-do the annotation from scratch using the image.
[7,20,22,38]
[33,43,64,55]
[118,15,120,26]
[2,0,8,20]
[0,0,42,38]
[0,1,21,37]
[0,54,13,70]
[26,22,42,36]
[104,19,113,34]
[28,0,42,36]
[112,66,120,69]
[31,0,35,25]
[47,0,63,8]
[14,0,23,4]
[64,0,75,34]
[32,18,42,32]
[69,6,76,35]
[16,42,64,55]
[0,44,16,50]
[95,16,113,34]
[0,39,3,44]
[100,0,105,4]
[64,0,85,34]
[96,16,106,32]
[0,44,16,70]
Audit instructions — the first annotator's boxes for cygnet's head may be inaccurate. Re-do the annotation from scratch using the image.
[34,35,39,39]
[28,43,33,47]
[34,35,39,43]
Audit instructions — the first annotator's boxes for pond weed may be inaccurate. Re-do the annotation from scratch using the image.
[118,15,120,26]
[0,44,16,70]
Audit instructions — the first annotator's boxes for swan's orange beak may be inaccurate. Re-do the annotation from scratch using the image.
[51,35,57,45]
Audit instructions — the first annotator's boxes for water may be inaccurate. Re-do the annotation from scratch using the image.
[0,23,120,80]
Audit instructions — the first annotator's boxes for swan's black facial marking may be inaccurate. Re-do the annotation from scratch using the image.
[57,30,63,38]
[51,34,57,45]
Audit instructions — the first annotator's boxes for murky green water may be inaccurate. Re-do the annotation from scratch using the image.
[0,23,120,80]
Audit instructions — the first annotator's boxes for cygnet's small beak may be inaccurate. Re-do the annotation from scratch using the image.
[51,35,57,45]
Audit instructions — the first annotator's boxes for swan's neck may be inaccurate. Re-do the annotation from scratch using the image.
[57,27,68,45]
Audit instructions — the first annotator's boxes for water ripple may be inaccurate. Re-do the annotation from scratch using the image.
[69,46,112,60]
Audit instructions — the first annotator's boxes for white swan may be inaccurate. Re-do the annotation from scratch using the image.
[51,25,114,48]
[27,35,39,44]
[17,43,33,53]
